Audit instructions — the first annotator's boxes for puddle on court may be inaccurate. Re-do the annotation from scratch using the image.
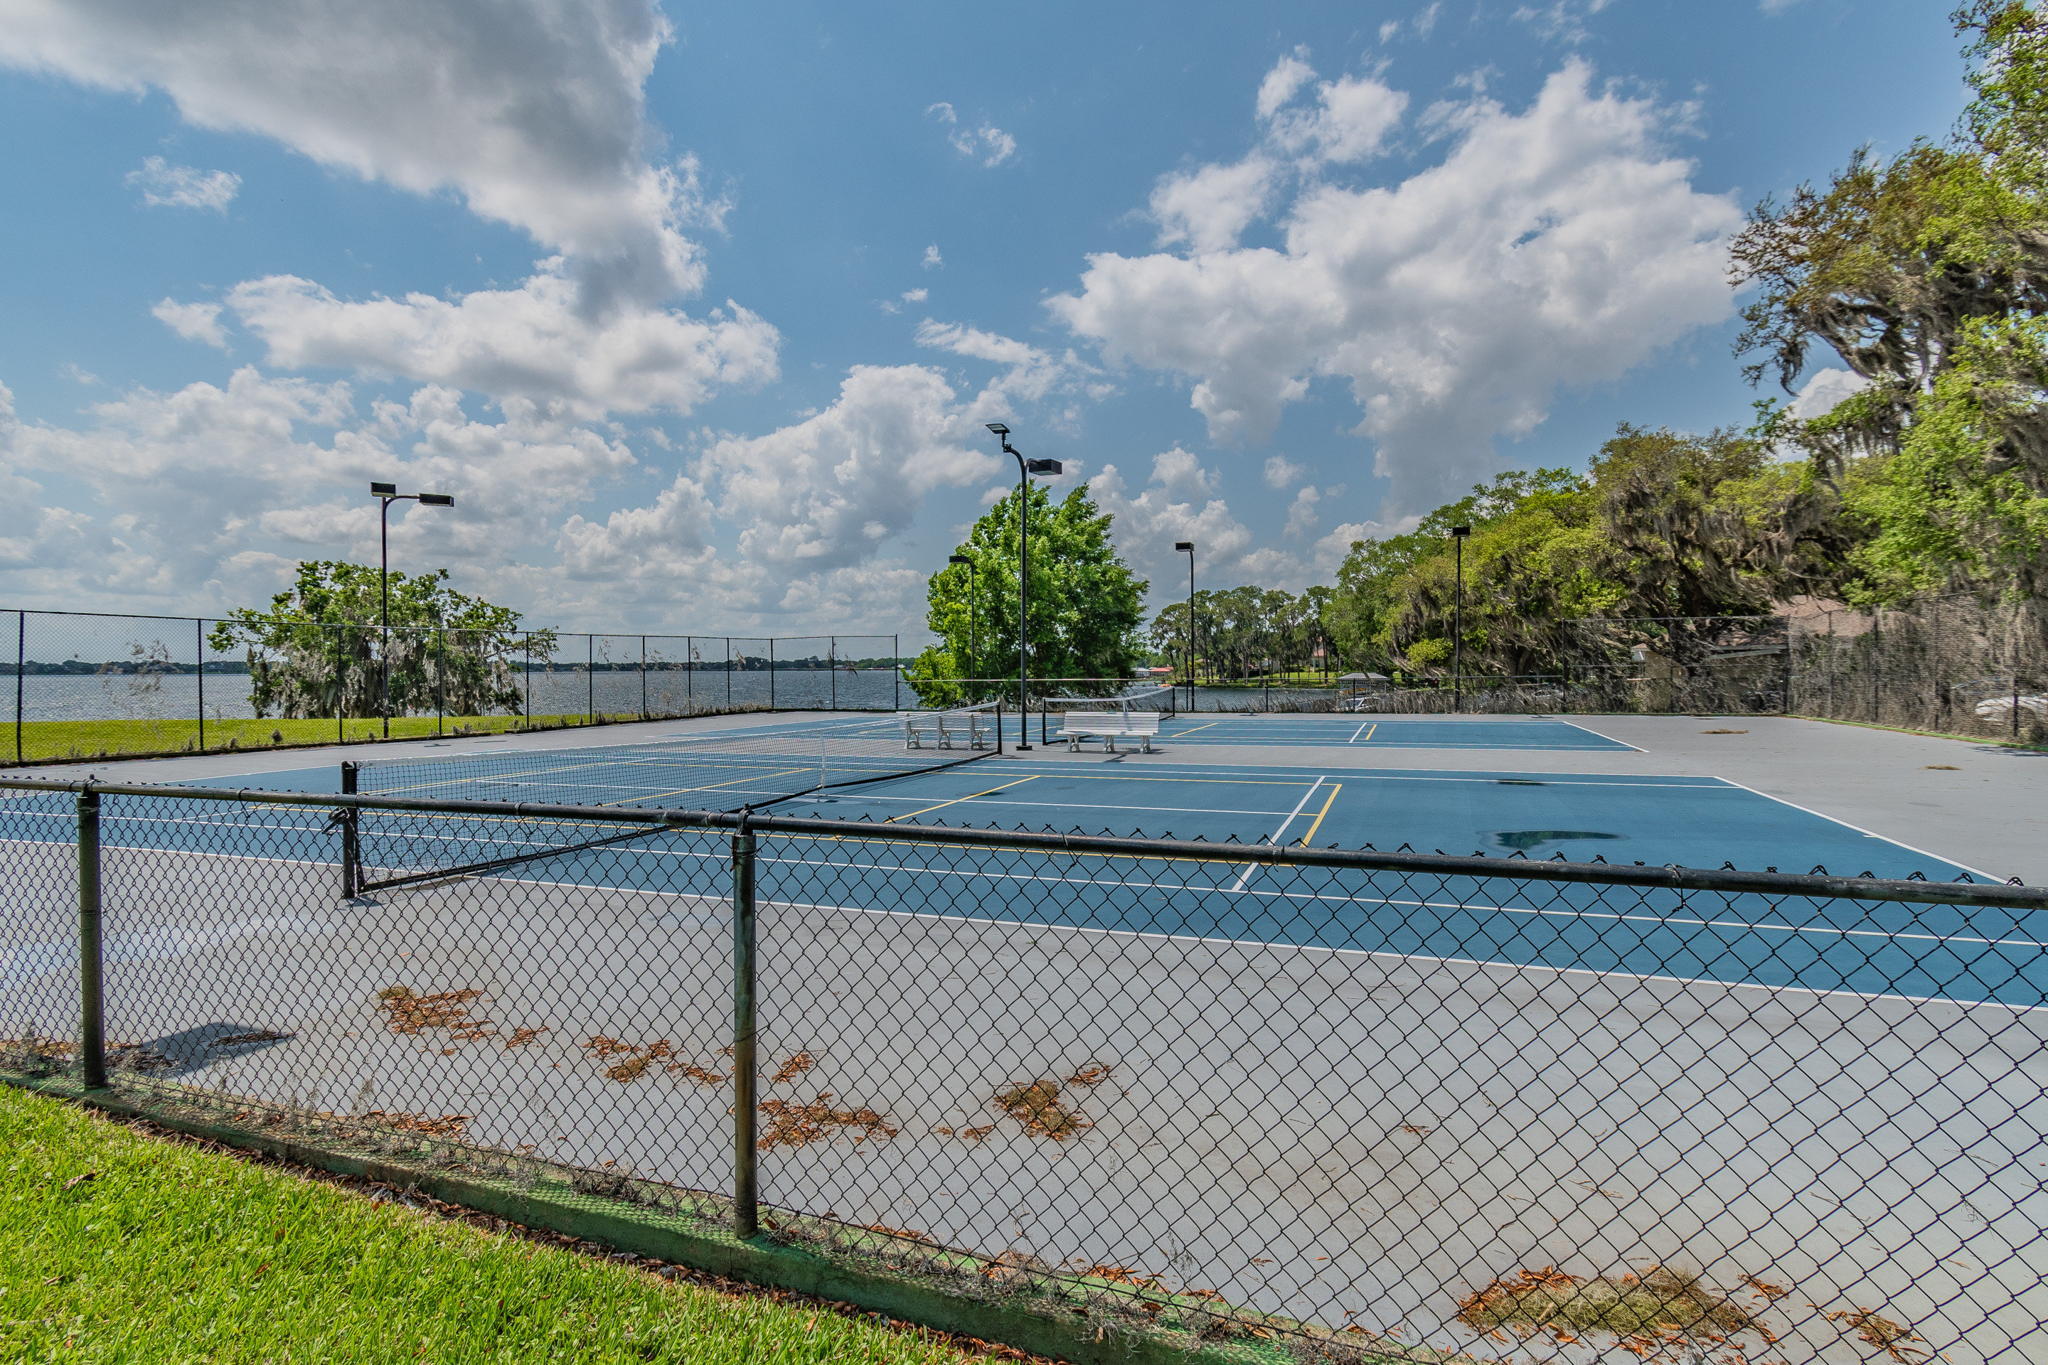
[1491,829,1623,853]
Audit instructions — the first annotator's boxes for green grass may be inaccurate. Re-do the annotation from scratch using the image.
[8,712,642,764]
[0,1086,1013,1364]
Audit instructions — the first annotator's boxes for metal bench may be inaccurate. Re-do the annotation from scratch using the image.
[1056,710,1162,754]
[900,709,992,751]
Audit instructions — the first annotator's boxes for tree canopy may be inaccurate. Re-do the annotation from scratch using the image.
[209,561,548,719]
[1731,1,2048,607]
[910,483,1149,705]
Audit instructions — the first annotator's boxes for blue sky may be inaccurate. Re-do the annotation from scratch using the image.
[0,0,1963,639]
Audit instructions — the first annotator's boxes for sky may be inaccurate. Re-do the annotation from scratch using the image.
[0,0,1967,641]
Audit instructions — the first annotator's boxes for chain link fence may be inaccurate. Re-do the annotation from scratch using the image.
[3,776,2042,1364]
[1788,596,2047,746]
[4,608,906,765]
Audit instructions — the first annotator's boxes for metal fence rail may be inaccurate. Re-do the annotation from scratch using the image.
[2,775,2043,1364]
[4,607,906,765]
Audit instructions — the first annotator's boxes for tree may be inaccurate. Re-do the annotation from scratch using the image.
[208,561,549,719]
[1731,4,2048,607]
[1327,469,1587,670]
[910,484,1149,705]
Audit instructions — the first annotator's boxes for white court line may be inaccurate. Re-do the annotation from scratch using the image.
[816,793,1298,819]
[1347,719,1372,743]
[958,764,1731,790]
[1552,715,1647,752]
[1712,775,2004,883]
[5,820,2032,972]
[1230,778,1323,893]
[738,890,2048,1014]
[518,842,2045,955]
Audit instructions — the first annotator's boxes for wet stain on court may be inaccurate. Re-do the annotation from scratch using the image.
[1491,829,1623,853]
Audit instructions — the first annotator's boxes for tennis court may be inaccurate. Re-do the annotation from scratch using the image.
[4,711,2043,1365]
[4,709,2029,1005]
[1103,711,1636,750]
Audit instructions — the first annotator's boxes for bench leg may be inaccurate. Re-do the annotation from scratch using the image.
[1141,736,1153,753]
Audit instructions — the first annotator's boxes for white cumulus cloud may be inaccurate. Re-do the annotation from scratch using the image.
[152,298,229,348]
[1786,366,1871,421]
[1,0,710,306]
[1054,58,1741,512]
[213,263,778,419]
[125,155,240,211]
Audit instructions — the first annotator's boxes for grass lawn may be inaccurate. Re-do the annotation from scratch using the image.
[0,1086,1024,1364]
[9,712,642,764]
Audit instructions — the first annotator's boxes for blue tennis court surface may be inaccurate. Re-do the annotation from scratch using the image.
[6,721,2038,1005]
[1143,713,1633,750]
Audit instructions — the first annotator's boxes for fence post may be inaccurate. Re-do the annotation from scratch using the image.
[686,636,695,709]
[641,635,649,719]
[435,628,445,736]
[730,816,760,1239]
[195,617,206,754]
[15,610,24,765]
[768,639,776,709]
[725,638,732,707]
[340,762,361,899]
[586,635,595,724]
[830,636,838,711]
[893,634,900,711]
[522,633,532,728]
[77,788,107,1090]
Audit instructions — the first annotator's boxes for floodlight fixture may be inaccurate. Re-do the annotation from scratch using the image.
[368,480,458,737]
[1451,528,1471,709]
[989,424,1066,748]
[1176,541,1197,706]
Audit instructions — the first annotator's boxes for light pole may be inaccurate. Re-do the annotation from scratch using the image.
[1175,541,1195,710]
[985,424,1062,750]
[948,553,976,699]
[1450,524,1470,714]
[370,481,455,738]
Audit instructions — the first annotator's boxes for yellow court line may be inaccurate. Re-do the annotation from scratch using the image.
[1296,783,1342,846]
[1363,723,1377,743]
[1174,721,1222,736]
[884,775,1039,823]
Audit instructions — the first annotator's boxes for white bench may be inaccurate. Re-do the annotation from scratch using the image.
[900,709,992,751]
[1056,710,1162,754]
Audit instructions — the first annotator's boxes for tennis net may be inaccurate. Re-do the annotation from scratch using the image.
[345,708,1001,891]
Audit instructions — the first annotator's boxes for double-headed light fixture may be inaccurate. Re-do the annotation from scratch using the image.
[985,423,1061,750]
[1175,541,1196,707]
[1450,523,1471,714]
[369,481,456,737]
